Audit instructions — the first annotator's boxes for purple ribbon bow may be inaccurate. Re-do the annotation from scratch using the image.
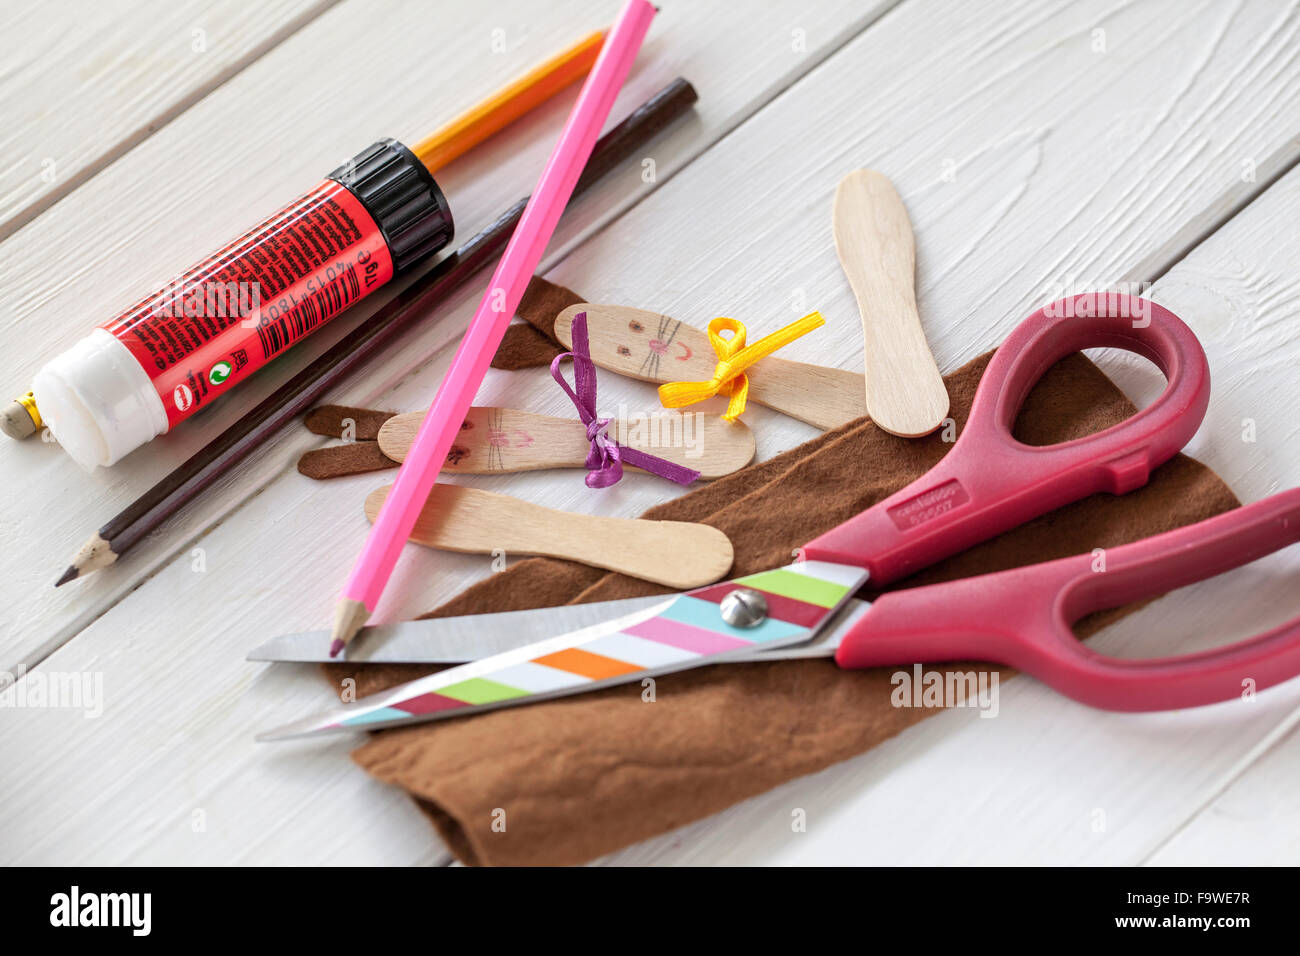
[550,312,701,489]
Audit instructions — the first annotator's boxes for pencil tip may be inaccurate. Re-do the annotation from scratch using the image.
[329,598,370,658]
[60,533,117,584]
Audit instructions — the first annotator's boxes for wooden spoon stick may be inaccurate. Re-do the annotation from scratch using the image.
[832,170,948,437]
[364,483,734,589]
[555,305,865,430]
[377,406,755,480]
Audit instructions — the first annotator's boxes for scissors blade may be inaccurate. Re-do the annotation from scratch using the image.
[257,561,868,741]
[249,596,872,665]
[247,596,671,663]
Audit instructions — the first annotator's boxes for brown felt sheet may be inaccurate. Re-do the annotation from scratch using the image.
[322,337,1239,866]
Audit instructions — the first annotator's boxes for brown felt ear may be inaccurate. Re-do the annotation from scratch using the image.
[303,405,396,440]
[518,276,583,340]
[297,442,397,479]
[490,277,586,369]
[491,324,565,370]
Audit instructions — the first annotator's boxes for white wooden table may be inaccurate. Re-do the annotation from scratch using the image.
[2,0,1299,866]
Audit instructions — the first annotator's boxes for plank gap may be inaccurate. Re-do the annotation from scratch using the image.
[1144,140,1300,287]
[1138,700,1300,864]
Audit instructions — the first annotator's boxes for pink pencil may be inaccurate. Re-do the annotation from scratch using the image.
[329,0,657,654]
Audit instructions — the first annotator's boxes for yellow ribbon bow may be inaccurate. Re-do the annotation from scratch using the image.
[657,312,825,422]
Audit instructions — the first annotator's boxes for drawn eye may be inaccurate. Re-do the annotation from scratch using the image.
[460,419,473,430]
[628,320,644,333]
[617,345,632,356]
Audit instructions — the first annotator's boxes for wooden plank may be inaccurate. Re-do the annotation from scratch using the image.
[1123,166,1300,869]
[0,0,338,239]
[0,0,898,672]
[1144,716,1300,865]
[7,0,1300,866]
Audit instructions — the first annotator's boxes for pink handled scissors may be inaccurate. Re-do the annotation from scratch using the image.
[259,295,1300,739]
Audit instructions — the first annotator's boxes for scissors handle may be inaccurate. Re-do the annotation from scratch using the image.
[803,295,1211,584]
[835,488,1300,710]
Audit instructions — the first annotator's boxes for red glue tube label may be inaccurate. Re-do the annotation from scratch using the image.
[101,180,393,428]
[33,138,452,469]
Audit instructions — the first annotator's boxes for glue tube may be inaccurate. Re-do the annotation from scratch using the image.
[18,140,453,469]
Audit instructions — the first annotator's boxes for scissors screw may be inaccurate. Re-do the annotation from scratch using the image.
[720,588,768,628]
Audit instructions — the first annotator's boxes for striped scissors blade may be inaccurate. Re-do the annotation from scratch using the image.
[246,595,672,663]
[256,561,868,741]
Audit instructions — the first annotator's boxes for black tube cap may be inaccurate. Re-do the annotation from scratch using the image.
[328,139,454,272]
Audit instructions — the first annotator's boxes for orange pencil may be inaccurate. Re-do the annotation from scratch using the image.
[413,30,606,173]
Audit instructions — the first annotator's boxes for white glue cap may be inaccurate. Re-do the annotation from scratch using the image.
[32,328,168,470]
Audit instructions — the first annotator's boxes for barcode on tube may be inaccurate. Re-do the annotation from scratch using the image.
[256,262,362,360]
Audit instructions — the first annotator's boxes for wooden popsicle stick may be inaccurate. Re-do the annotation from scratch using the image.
[554,305,866,430]
[832,170,949,437]
[364,484,734,589]
[377,405,754,480]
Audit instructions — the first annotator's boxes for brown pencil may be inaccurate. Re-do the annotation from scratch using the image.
[56,78,699,586]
